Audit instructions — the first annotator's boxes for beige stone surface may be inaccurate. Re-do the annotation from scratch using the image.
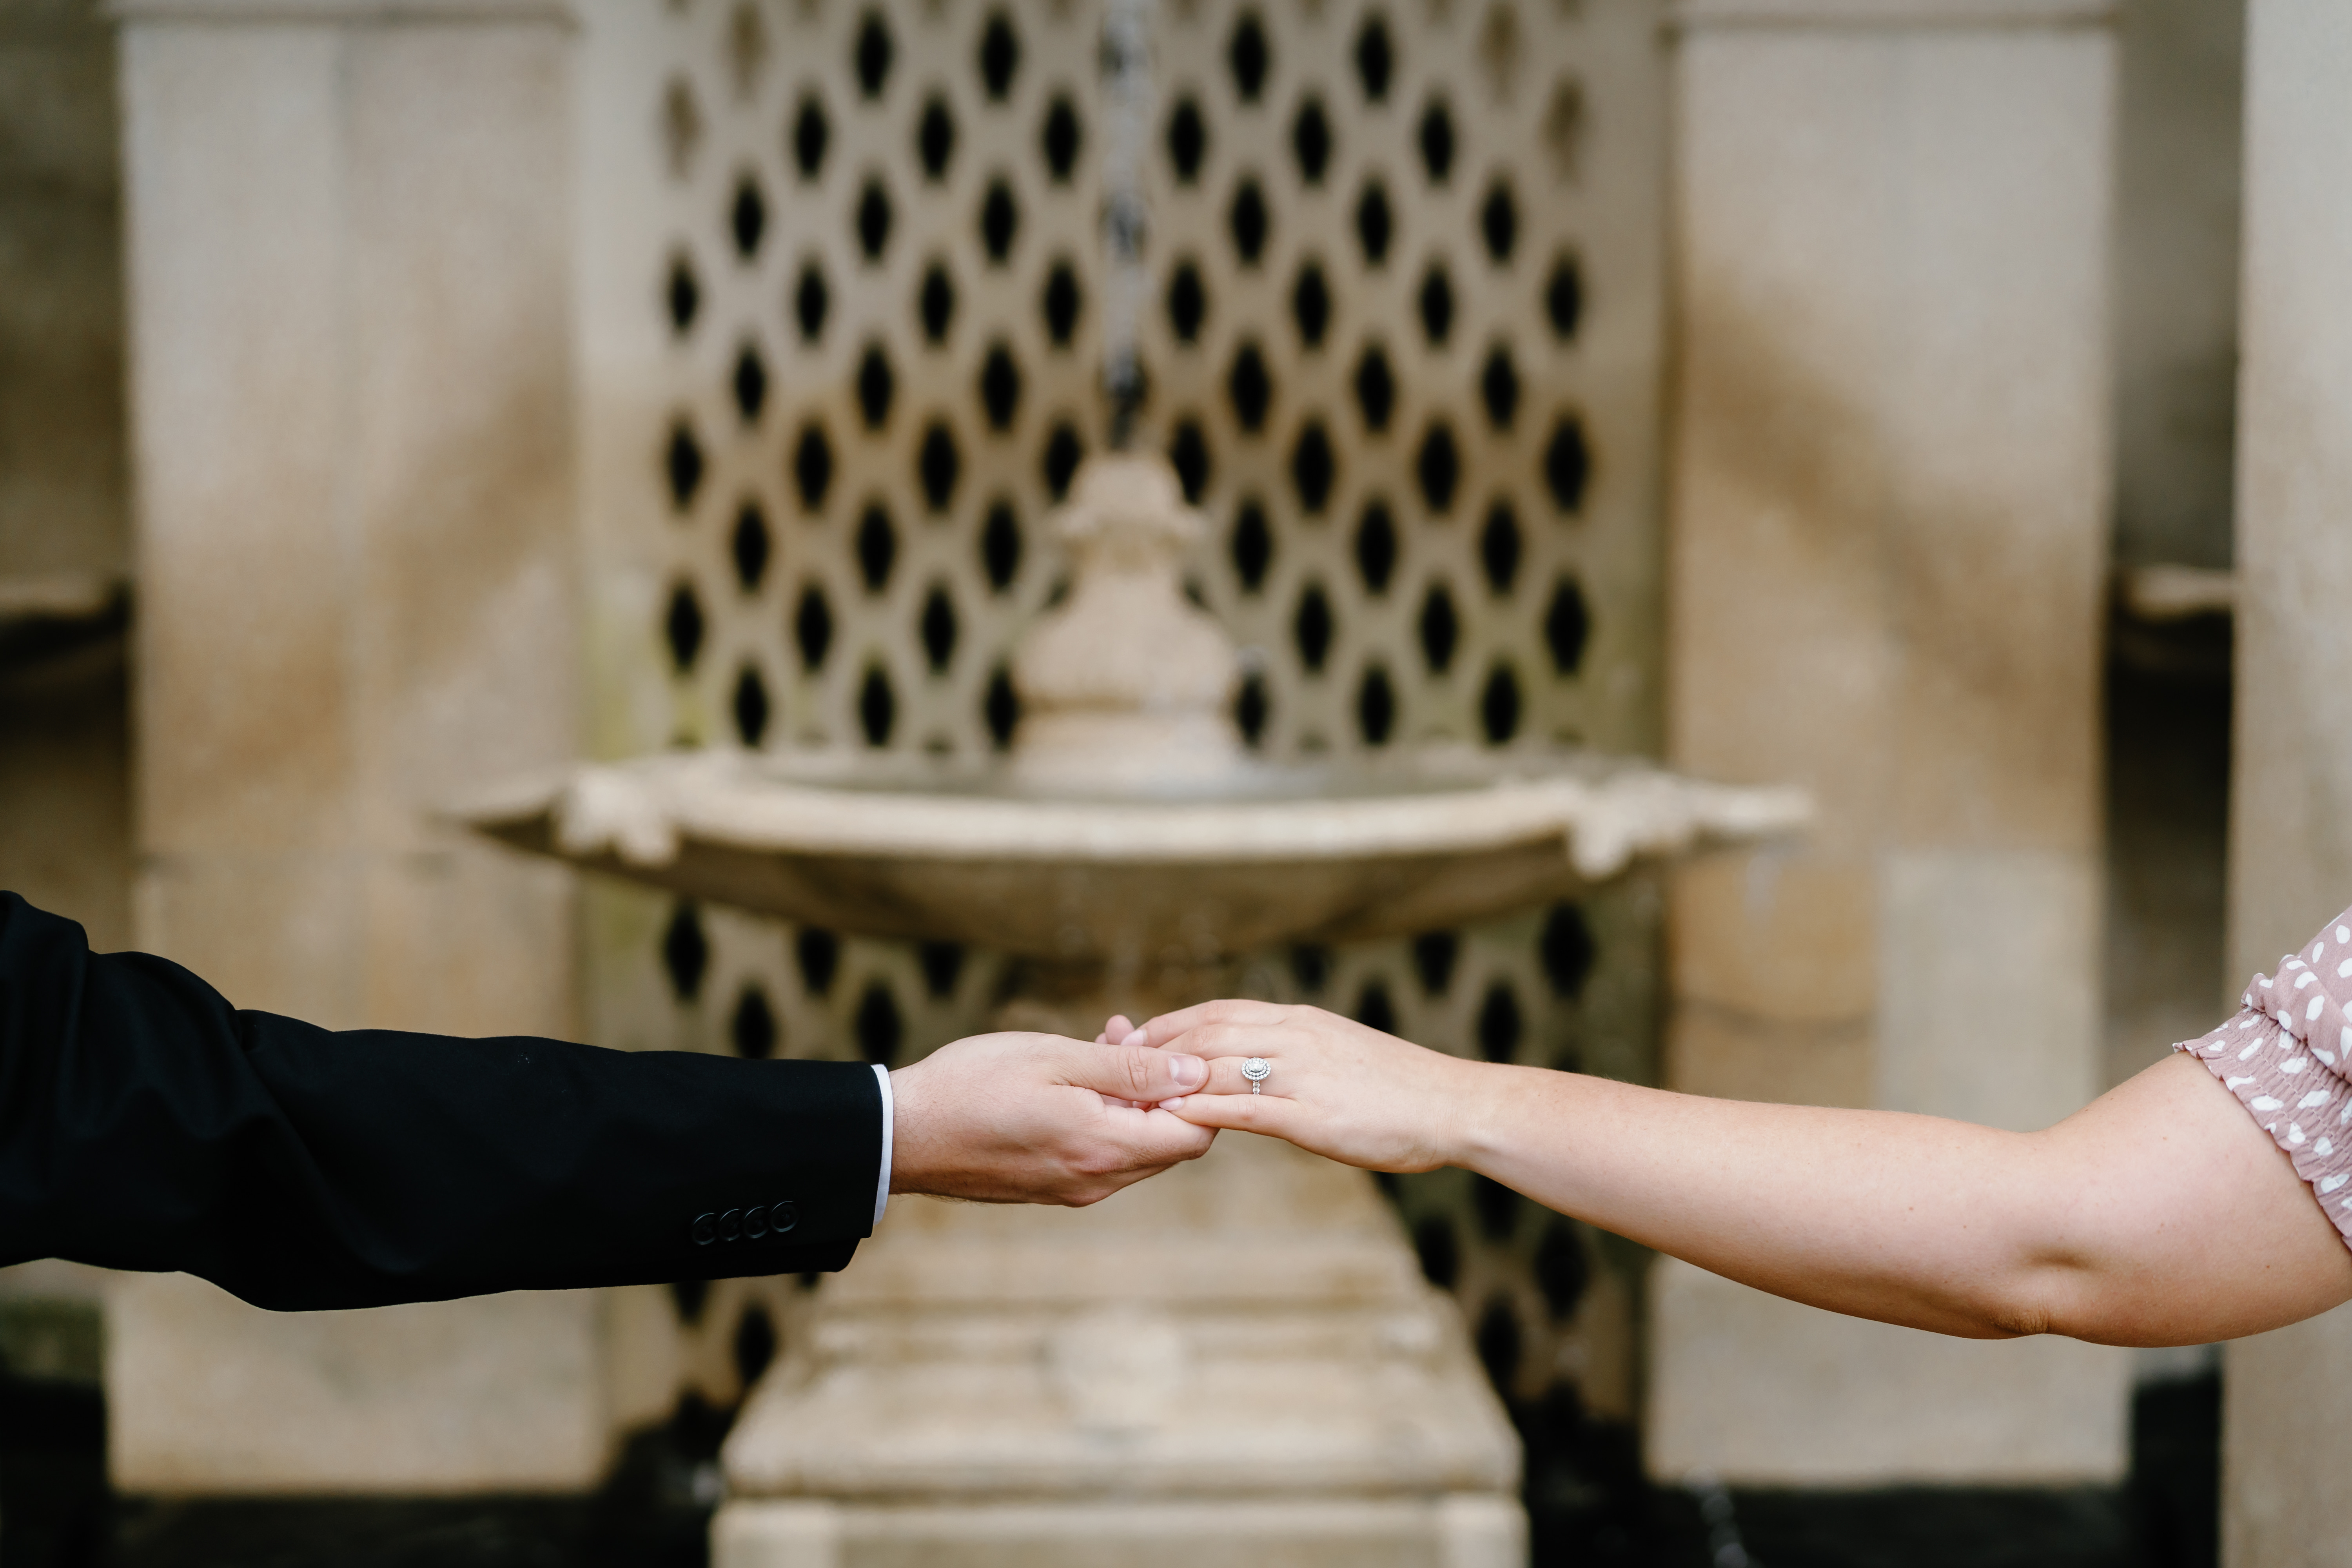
[1645,1259,2131,1485]
[714,1495,1525,1568]
[1660,9,2118,1482]
[107,1273,611,1494]
[113,0,604,1493]
[2219,4,2352,1561]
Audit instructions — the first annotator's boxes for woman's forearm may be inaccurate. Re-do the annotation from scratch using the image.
[1445,1051,2352,1346]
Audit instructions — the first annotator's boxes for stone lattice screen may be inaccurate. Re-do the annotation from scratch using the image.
[574,0,1666,1426]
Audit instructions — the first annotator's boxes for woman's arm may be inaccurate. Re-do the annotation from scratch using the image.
[1128,1000,2352,1346]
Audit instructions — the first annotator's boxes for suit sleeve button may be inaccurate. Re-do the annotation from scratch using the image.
[744,1204,769,1239]
[691,1212,718,1246]
[719,1208,744,1243]
[769,1201,797,1234]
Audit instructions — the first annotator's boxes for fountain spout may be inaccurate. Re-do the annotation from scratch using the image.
[1009,454,1242,792]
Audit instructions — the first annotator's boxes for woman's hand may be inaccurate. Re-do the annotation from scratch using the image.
[1103,1000,1493,1173]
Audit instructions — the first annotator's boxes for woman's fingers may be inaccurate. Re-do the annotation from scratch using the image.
[1158,1090,1296,1135]
[1138,998,1298,1048]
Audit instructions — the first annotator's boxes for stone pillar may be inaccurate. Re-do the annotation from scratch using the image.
[1651,0,2131,1481]
[109,0,646,1491]
[2217,3,2352,1561]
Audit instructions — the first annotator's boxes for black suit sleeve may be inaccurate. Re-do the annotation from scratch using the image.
[0,893,882,1311]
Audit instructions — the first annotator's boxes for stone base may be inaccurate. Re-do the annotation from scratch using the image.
[712,1495,1525,1568]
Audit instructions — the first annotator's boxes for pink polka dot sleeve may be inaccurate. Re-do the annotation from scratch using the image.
[2176,906,2352,1252]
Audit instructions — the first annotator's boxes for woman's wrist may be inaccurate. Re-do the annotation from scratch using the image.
[1435,1055,1523,1172]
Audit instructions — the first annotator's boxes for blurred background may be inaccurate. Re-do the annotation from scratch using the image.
[0,0,2306,1563]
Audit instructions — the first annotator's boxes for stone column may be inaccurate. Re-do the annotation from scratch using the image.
[109,0,654,1491]
[2217,2,2352,1561]
[1651,0,2131,1481]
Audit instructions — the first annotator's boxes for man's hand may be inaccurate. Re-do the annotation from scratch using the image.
[887,1032,1215,1205]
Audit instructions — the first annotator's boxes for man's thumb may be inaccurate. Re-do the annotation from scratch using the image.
[1068,1043,1207,1102]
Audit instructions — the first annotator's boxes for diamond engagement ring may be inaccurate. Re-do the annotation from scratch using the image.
[1241,1057,1270,1094]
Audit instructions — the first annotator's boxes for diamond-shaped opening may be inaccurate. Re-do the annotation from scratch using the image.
[919,262,957,343]
[732,501,772,591]
[664,581,705,673]
[1411,930,1459,996]
[730,983,779,1059]
[1535,1218,1591,1319]
[859,664,897,746]
[918,584,958,673]
[733,342,768,423]
[1541,902,1596,1000]
[1041,95,1082,183]
[1234,671,1269,747]
[979,344,1023,430]
[983,664,1020,748]
[981,500,1022,592]
[734,662,771,746]
[1477,979,1523,1062]
[1545,417,1590,512]
[1417,423,1461,514]
[1170,419,1211,505]
[978,11,1020,101]
[1354,13,1394,103]
[662,901,709,1003]
[1227,343,1272,433]
[854,10,894,99]
[916,94,957,181]
[1418,100,1456,184]
[1481,180,1518,264]
[666,255,700,336]
[1473,1174,1518,1241]
[1544,577,1590,675]
[857,179,894,261]
[1290,420,1335,514]
[1413,272,1453,352]
[1231,499,1272,592]
[796,262,829,342]
[1475,1296,1520,1390]
[793,422,833,512]
[1291,945,1332,993]
[919,422,961,511]
[731,174,767,259]
[797,927,840,996]
[1480,346,1519,431]
[1042,260,1082,346]
[906,942,960,1002]
[1547,254,1582,340]
[1229,179,1270,267]
[1479,500,1520,595]
[1356,976,1398,1035]
[1168,261,1207,344]
[1292,97,1333,186]
[735,1298,777,1387]
[1229,10,1271,102]
[1354,500,1397,595]
[1168,96,1208,184]
[1043,422,1085,500]
[856,503,897,592]
[1418,582,1459,673]
[795,584,834,670]
[1292,262,1332,348]
[1352,345,1396,434]
[854,979,903,1065]
[1354,181,1393,267]
[980,179,1020,263]
[793,94,830,180]
[1480,661,1520,742]
[857,343,895,429]
[1357,662,1396,746]
[1293,583,1334,673]
[1413,1213,1458,1289]
[666,420,705,510]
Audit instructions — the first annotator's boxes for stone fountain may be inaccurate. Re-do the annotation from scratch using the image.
[469,454,1804,1568]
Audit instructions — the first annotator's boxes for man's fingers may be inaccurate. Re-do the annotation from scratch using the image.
[1061,1042,1208,1102]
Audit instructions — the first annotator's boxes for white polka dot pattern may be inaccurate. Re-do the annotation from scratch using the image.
[2178,910,2352,1252]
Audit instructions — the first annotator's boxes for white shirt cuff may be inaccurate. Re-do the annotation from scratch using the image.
[871,1062,893,1228]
